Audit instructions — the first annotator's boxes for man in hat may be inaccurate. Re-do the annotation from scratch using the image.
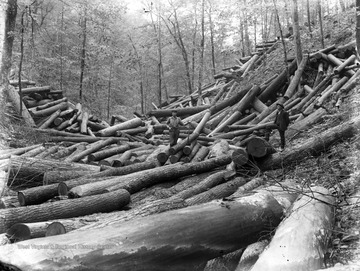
[274,103,290,150]
[167,110,185,146]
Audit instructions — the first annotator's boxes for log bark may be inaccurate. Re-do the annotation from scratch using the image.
[17,86,51,95]
[235,240,269,271]
[6,222,55,242]
[232,147,249,166]
[87,144,130,162]
[69,156,232,198]
[80,111,89,135]
[21,145,46,158]
[334,54,356,74]
[5,85,36,127]
[251,187,334,271]
[38,109,61,129]
[43,170,93,185]
[0,191,284,271]
[35,145,59,159]
[208,139,230,159]
[0,189,130,234]
[57,159,161,197]
[287,107,327,139]
[316,76,349,107]
[36,97,68,111]
[246,136,276,158]
[31,102,68,118]
[204,249,244,271]
[185,177,247,206]
[64,138,119,162]
[258,115,360,171]
[327,54,355,77]
[258,59,297,102]
[0,144,41,159]
[7,156,99,190]
[97,118,143,137]
[283,54,309,99]
[191,146,210,162]
[170,170,234,200]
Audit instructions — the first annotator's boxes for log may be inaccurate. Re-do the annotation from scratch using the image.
[230,177,266,198]
[316,76,349,107]
[234,240,269,271]
[169,150,183,164]
[0,144,41,160]
[258,115,360,171]
[5,85,36,127]
[6,155,99,190]
[0,189,131,234]
[232,147,249,166]
[43,170,93,185]
[80,112,89,134]
[191,146,210,162]
[38,109,62,129]
[313,62,324,88]
[87,144,130,162]
[246,136,276,158]
[69,156,232,198]
[334,54,356,74]
[36,97,68,111]
[258,59,297,102]
[97,117,143,137]
[185,177,247,206]
[204,249,244,271]
[0,196,19,209]
[183,142,201,162]
[6,222,54,242]
[208,139,230,158]
[283,54,309,99]
[64,138,119,162]
[31,102,68,118]
[58,159,161,196]
[0,191,284,271]
[327,54,355,77]
[35,145,59,159]
[17,86,51,95]
[251,187,334,271]
[252,97,268,113]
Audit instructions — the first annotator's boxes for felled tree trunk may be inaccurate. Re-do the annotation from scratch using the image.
[234,240,269,271]
[0,189,130,234]
[69,156,232,198]
[6,156,99,189]
[0,191,284,271]
[185,177,247,206]
[97,118,143,137]
[246,136,276,158]
[258,115,360,171]
[251,187,334,271]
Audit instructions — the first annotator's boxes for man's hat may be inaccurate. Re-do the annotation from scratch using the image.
[172,109,178,113]
[276,103,284,108]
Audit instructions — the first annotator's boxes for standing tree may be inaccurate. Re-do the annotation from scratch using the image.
[1,0,17,84]
[357,0,360,56]
[306,0,313,38]
[207,0,216,77]
[79,3,87,101]
[318,0,325,48]
[292,0,303,64]
[197,0,205,105]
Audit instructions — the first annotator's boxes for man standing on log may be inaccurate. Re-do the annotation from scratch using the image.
[167,110,185,146]
[274,103,290,151]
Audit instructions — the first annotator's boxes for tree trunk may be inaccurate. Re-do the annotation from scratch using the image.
[7,155,99,190]
[191,146,210,162]
[204,249,244,271]
[284,54,309,99]
[69,156,232,198]
[251,187,334,271]
[6,221,54,242]
[31,102,68,118]
[357,0,360,56]
[0,190,130,234]
[80,111,88,134]
[0,144,41,159]
[64,138,119,162]
[97,118,143,137]
[259,115,360,171]
[246,136,276,158]
[0,192,284,271]
[5,85,36,127]
[38,109,61,129]
[87,144,130,162]
[318,0,325,48]
[235,240,269,271]
[79,4,87,101]
[185,177,246,206]
[292,0,303,63]
[197,0,205,102]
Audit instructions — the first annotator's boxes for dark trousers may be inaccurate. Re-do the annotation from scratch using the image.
[278,129,286,149]
[169,128,180,146]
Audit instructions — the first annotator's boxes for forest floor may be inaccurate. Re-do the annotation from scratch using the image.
[1,5,360,270]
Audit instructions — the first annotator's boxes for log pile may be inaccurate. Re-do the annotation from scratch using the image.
[0,39,357,270]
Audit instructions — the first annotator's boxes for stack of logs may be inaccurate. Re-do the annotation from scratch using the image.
[0,40,358,270]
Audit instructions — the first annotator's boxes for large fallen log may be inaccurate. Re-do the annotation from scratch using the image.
[251,187,335,271]
[17,85,51,95]
[69,155,232,197]
[258,115,360,171]
[246,136,276,158]
[185,177,247,206]
[0,144,41,159]
[30,102,68,118]
[6,156,99,189]
[204,249,244,271]
[234,240,269,271]
[0,191,284,271]
[96,117,143,137]
[0,189,130,234]
[4,85,36,127]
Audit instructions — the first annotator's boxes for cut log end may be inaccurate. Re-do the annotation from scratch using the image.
[17,192,26,206]
[46,222,66,237]
[232,148,249,167]
[6,224,31,242]
[58,182,69,196]
[157,152,169,164]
